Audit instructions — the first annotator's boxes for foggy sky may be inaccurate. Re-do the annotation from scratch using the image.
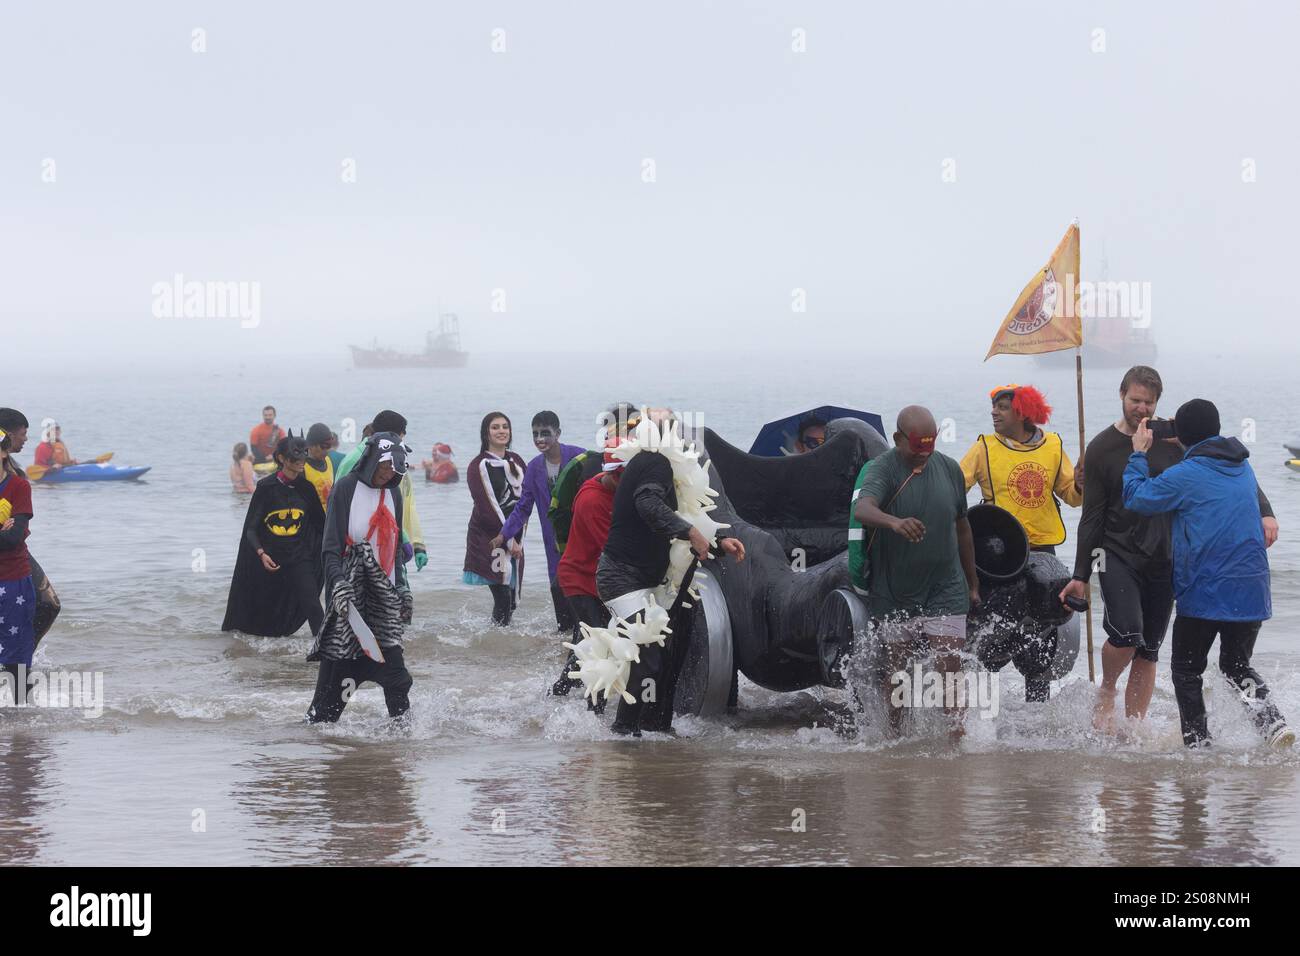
[2,1,1297,362]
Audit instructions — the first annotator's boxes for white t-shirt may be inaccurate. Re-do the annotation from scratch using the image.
[348,482,397,583]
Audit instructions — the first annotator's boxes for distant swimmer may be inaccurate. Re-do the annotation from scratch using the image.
[33,419,78,469]
[959,384,1083,555]
[421,442,459,483]
[230,442,256,493]
[249,405,286,465]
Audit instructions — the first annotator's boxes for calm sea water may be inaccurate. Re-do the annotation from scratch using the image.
[3,349,1299,865]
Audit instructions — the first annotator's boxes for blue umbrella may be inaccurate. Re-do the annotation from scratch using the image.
[748,406,886,457]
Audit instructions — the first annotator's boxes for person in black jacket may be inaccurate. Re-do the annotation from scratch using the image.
[222,434,326,637]
[595,409,745,734]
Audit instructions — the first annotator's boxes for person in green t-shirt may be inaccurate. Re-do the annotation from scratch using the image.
[852,405,981,738]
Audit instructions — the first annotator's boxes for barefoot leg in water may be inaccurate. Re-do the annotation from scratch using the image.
[1095,640,1136,732]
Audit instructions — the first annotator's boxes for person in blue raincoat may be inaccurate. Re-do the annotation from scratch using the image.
[1123,399,1293,749]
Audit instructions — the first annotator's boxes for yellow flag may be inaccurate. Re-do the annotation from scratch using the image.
[985,222,1083,359]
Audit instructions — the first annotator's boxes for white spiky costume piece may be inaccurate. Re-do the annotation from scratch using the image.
[562,410,729,706]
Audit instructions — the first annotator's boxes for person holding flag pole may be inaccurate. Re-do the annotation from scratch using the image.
[983,220,1095,682]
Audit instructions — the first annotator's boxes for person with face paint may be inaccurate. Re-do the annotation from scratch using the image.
[465,412,528,626]
[852,405,981,740]
[492,411,585,632]
[307,431,415,723]
[221,434,327,637]
[958,384,1082,554]
[0,408,60,652]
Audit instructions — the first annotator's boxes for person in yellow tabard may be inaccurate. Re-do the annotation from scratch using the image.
[302,423,336,511]
[959,384,1084,553]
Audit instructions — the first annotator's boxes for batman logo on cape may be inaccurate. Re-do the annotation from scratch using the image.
[222,435,327,637]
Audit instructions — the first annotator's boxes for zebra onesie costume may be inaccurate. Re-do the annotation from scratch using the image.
[307,432,415,724]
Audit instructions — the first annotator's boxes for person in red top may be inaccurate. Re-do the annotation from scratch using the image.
[33,419,78,469]
[249,405,286,464]
[551,442,626,699]
[0,427,37,694]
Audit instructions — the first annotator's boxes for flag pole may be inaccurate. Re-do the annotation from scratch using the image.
[1075,344,1096,683]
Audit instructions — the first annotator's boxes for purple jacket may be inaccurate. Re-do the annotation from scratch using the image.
[500,443,585,579]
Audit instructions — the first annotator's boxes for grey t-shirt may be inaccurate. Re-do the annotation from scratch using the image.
[859,448,970,618]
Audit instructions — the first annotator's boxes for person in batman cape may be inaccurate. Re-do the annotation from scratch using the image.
[306,431,415,724]
[221,434,327,637]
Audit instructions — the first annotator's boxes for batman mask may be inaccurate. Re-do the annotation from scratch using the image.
[274,434,309,465]
[264,507,304,536]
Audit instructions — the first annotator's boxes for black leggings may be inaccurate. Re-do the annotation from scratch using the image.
[306,647,412,723]
[285,561,325,636]
[488,584,516,626]
[1171,615,1285,746]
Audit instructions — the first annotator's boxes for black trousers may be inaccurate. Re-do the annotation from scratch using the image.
[488,584,516,626]
[1170,615,1285,746]
[306,647,413,723]
[550,577,575,631]
[566,593,610,641]
[285,561,325,637]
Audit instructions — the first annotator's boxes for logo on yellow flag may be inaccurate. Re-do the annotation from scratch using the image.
[985,222,1083,359]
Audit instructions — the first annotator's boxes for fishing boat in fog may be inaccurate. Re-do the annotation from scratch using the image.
[350,313,469,369]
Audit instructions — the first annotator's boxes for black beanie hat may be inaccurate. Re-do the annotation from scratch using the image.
[1174,399,1220,447]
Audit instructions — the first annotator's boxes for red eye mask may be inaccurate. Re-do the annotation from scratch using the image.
[907,432,936,455]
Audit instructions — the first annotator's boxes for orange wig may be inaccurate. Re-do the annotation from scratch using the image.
[989,384,1052,426]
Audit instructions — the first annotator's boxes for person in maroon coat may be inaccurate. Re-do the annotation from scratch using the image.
[463,412,529,625]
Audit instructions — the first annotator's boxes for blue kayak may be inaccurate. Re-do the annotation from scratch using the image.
[33,463,151,484]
